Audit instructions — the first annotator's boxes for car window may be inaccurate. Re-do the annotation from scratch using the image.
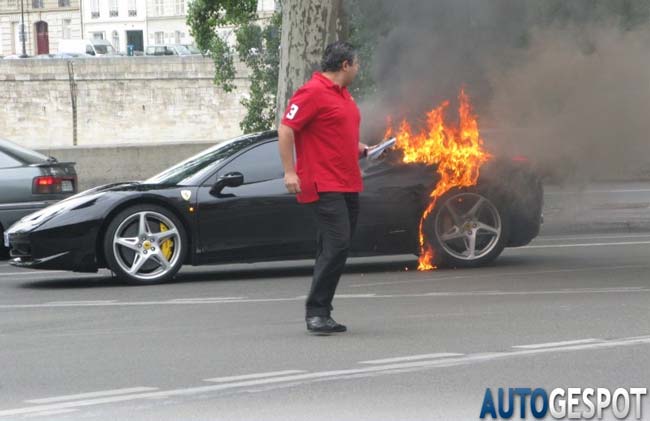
[0,150,21,168]
[145,133,275,185]
[94,44,109,54]
[217,141,283,185]
[0,138,48,164]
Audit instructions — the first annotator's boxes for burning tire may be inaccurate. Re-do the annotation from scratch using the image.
[424,189,509,268]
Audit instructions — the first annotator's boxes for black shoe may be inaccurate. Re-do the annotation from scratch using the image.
[306,316,347,334]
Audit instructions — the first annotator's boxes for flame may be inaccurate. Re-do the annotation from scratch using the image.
[387,89,491,270]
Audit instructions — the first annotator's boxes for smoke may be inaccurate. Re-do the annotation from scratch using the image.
[353,0,650,181]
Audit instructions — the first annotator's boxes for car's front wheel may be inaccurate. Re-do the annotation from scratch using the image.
[103,205,186,284]
[424,190,508,268]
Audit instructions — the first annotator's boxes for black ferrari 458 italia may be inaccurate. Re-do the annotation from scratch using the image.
[5,131,543,284]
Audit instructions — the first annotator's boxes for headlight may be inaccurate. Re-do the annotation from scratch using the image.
[8,193,103,233]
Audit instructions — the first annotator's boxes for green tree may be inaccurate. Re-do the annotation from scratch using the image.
[187,0,280,132]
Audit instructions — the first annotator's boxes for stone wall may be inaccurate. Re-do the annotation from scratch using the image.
[38,141,219,191]
[0,56,250,149]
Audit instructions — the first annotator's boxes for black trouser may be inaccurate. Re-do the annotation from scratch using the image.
[306,192,360,318]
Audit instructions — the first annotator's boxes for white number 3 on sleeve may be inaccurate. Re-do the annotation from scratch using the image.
[286,104,299,120]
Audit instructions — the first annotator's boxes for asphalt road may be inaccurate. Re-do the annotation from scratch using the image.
[1,182,650,420]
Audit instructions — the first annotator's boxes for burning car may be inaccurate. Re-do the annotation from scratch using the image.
[5,94,542,284]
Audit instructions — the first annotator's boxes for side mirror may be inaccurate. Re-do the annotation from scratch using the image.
[210,172,244,196]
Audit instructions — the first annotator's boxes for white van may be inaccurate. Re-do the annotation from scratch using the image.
[58,39,118,56]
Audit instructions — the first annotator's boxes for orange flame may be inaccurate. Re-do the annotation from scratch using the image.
[387,89,491,270]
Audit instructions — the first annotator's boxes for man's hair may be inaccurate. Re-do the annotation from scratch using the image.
[320,41,357,73]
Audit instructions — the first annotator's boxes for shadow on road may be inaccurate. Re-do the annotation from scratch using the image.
[16,253,559,291]
[17,258,424,290]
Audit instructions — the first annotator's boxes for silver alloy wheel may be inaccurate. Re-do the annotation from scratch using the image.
[112,211,182,281]
[434,192,502,261]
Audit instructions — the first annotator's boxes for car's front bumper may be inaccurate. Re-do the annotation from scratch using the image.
[6,226,99,273]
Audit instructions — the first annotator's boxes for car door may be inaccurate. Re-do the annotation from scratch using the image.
[352,156,437,255]
[196,140,316,264]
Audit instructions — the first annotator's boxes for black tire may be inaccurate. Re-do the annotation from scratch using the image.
[103,204,187,285]
[422,187,509,268]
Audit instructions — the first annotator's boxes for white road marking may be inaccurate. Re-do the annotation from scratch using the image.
[512,338,600,349]
[0,287,647,310]
[350,264,650,288]
[535,233,650,242]
[546,188,650,194]
[45,300,117,305]
[2,334,650,418]
[359,353,463,365]
[0,271,68,277]
[204,370,307,383]
[168,297,246,302]
[26,387,159,404]
[24,408,78,417]
[522,240,650,249]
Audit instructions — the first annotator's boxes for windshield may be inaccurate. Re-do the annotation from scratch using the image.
[173,45,191,55]
[186,45,201,54]
[94,44,116,54]
[144,133,274,185]
[0,138,50,164]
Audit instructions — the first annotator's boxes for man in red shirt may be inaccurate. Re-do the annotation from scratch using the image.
[279,41,369,334]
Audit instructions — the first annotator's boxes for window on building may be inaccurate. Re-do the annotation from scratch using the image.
[174,30,181,44]
[174,0,185,15]
[32,0,43,8]
[92,31,104,40]
[58,0,70,7]
[61,18,71,39]
[112,31,120,52]
[128,0,137,16]
[6,0,18,11]
[90,0,99,18]
[154,31,164,45]
[154,0,164,16]
[109,0,118,16]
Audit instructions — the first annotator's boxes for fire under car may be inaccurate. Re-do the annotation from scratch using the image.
[5,130,543,285]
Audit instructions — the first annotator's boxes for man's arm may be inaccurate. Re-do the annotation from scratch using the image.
[278,123,301,194]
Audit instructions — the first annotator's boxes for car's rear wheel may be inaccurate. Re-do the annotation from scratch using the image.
[103,205,186,285]
[424,190,508,268]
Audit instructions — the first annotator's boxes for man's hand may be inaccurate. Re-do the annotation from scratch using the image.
[358,142,369,158]
[284,172,301,194]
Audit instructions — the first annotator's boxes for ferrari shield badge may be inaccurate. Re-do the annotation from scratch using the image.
[181,190,192,201]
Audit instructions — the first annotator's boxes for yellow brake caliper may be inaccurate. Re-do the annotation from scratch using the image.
[159,223,173,261]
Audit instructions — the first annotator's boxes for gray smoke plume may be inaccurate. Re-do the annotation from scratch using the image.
[353,0,650,181]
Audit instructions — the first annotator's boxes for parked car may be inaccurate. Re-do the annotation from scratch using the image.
[182,44,204,55]
[58,39,118,56]
[5,131,542,283]
[145,45,191,56]
[0,138,77,257]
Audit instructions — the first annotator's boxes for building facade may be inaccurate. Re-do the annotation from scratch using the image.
[0,0,277,56]
[145,0,187,47]
[0,0,82,56]
[81,0,147,53]
[146,0,276,48]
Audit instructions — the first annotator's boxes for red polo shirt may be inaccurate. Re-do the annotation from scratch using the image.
[281,72,363,203]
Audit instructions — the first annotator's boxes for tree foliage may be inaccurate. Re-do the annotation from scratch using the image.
[187,0,280,132]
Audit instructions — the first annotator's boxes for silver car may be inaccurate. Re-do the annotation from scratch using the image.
[0,138,77,257]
